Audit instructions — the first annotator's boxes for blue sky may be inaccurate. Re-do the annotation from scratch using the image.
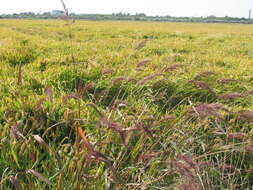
[1,0,253,17]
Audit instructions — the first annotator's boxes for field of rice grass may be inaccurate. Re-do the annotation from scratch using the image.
[1,19,253,189]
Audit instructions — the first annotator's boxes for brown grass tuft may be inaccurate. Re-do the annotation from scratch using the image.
[237,110,253,123]
[189,80,215,93]
[77,82,94,97]
[245,145,253,153]
[134,40,148,50]
[10,123,21,140]
[100,116,131,146]
[44,87,53,103]
[162,64,185,72]
[134,121,155,138]
[33,135,54,154]
[227,132,245,141]
[176,154,197,168]
[195,71,215,78]
[243,90,253,96]
[26,169,52,185]
[217,78,239,84]
[247,168,253,173]
[136,59,151,68]
[112,76,136,84]
[87,104,133,146]
[196,161,213,168]
[219,93,244,100]
[138,152,161,161]
[137,73,162,85]
[186,103,228,121]
[102,68,114,76]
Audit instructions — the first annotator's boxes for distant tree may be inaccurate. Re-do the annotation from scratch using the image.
[207,15,216,18]
[20,12,35,16]
[42,12,51,16]
[135,13,146,17]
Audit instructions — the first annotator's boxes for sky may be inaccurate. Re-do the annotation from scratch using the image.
[1,0,253,18]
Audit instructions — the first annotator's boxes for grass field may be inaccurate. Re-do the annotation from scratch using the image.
[1,19,253,189]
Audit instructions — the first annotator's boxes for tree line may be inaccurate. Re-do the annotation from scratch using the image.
[0,12,252,24]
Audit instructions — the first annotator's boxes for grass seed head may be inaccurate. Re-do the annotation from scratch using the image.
[44,87,53,103]
[187,103,226,120]
[162,64,185,72]
[138,152,161,161]
[219,93,244,100]
[77,82,94,97]
[33,135,53,154]
[176,154,197,168]
[10,123,21,140]
[136,59,151,68]
[243,90,253,96]
[218,78,239,84]
[26,169,52,185]
[102,68,114,75]
[195,71,215,78]
[112,76,136,84]
[227,132,245,141]
[237,110,253,123]
[245,145,253,153]
[189,80,214,93]
[137,73,162,85]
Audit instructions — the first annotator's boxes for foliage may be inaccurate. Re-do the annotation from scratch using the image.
[0,13,252,24]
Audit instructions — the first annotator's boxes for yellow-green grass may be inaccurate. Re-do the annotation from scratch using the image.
[1,19,253,189]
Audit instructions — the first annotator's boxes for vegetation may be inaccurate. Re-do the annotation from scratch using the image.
[1,19,253,189]
[1,12,252,24]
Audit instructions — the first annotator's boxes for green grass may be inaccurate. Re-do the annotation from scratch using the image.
[1,19,253,189]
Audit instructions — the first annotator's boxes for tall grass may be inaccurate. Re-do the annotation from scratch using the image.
[0,7,253,189]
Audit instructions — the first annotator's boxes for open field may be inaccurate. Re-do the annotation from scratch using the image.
[1,19,253,189]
